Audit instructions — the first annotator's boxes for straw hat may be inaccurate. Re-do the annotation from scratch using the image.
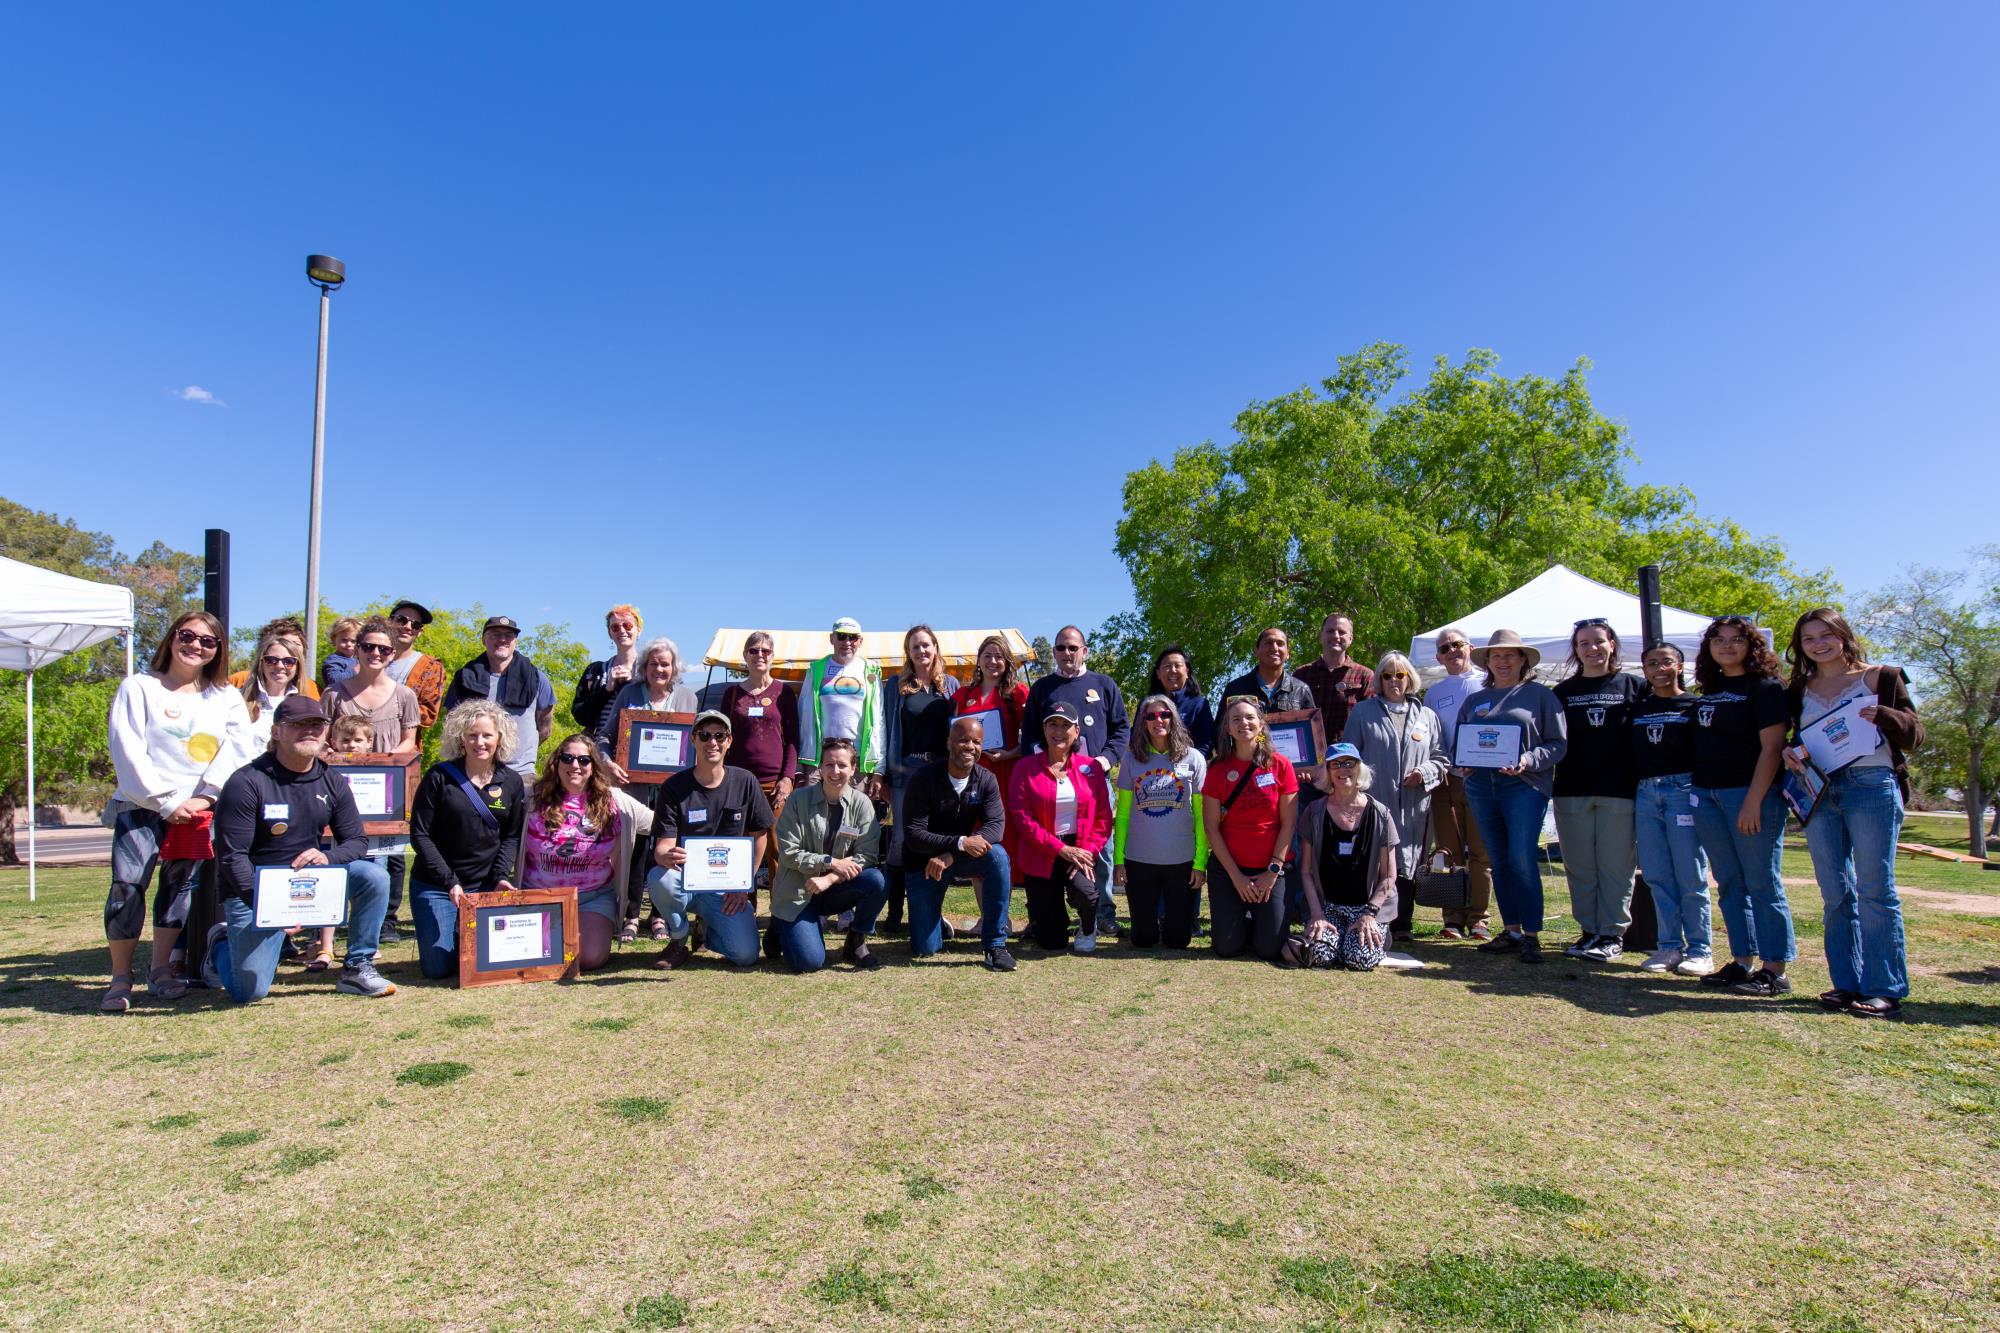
[1470,628,1542,671]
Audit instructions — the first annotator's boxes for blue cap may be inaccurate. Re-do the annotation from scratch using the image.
[1323,741,1361,763]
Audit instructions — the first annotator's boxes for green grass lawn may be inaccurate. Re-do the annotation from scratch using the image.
[1,852,1996,1332]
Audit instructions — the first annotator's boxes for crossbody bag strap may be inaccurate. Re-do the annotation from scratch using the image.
[437,761,501,828]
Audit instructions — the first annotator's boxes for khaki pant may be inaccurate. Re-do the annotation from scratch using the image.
[1433,774,1493,928]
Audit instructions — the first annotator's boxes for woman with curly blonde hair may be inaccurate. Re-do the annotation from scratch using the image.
[408,700,528,979]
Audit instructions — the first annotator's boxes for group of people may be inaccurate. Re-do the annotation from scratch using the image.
[96,599,1924,1020]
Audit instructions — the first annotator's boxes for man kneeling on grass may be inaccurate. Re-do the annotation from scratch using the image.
[209,696,395,1001]
[768,738,890,972]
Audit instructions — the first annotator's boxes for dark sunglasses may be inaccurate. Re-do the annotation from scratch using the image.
[176,629,219,650]
[1573,617,1611,630]
[1438,640,1468,652]
[556,753,594,767]
[357,643,394,656]
[833,633,860,643]
[390,613,423,627]
[744,645,773,655]
[694,730,730,743]
[1143,710,1174,722]
[1053,643,1083,652]
[261,654,298,668]
[1329,757,1360,769]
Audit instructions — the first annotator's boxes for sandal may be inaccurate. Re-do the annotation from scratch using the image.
[1818,988,1859,1011]
[1848,996,1903,1019]
[101,974,134,1013]
[618,919,639,946]
[648,916,670,942]
[147,967,188,1001]
[306,950,334,973]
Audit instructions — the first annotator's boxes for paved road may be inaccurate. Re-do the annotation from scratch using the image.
[8,824,112,865]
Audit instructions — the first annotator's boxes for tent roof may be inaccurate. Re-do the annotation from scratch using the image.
[701,628,1035,682]
[1407,564,1738,679]
[0,555,134,672]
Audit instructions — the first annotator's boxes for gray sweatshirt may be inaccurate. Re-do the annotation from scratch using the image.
[1450,681,1568,797]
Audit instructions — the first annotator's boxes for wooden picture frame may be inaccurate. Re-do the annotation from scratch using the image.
[1264,708,1328,771]
[614,709,697,785]
[325,752,421,835]
[456,886,580,988]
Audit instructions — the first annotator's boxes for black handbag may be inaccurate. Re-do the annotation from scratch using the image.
[1410,805,1468,910]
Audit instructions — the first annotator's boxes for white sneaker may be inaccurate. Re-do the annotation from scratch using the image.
[1071,928,1098,955]
[1674,954,1714,977]
[1641,948,1682,973]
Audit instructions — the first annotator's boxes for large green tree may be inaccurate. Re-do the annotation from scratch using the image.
[1097,345,1838,693]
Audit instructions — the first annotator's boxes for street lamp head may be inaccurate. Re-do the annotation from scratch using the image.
[306,254,346,289]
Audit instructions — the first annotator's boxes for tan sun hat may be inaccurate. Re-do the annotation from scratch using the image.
[1470,628,1542,671]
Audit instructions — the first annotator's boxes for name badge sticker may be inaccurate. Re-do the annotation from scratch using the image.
[686,807,707,823]
[1337,841,1355,855]
[747,706,765,717]
[1676,814,1696,827]
[1255,772,1277,789]
[262,803,290,820]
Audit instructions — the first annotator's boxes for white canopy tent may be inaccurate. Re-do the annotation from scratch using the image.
[1408,564,1753,682]
[1,555,135,900]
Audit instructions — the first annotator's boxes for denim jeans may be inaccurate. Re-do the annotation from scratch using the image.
[1093,845,1119,933]
[409,880,461,979]
[1805,765,1907,999]
[1633,775,1711,956]
[213,857,389,1002]
[1690,785,1792,963]
[1463,771,1551,934]
[646,865,761,965]
[909,846,1013,954]
[776,868,890,973]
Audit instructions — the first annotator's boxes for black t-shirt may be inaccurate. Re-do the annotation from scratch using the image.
[653,765,775,849]
[1690,675,1789,789]
[897,684,957,760]
[1552,672,1643,798]
[1314,799,1394,908]
[1629,692,1699,780]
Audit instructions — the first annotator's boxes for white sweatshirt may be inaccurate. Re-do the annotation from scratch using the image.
[107,673,254,816]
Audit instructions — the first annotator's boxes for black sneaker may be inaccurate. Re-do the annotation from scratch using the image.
[1477,930,1522,954]
[983,946,1017,972]
[1519,935,1543,964]
[1700,961,1753,989]
[377,921,403,946]
[1563,934,1596,958]
[763,922,783,961]
[1731,968,1792,998]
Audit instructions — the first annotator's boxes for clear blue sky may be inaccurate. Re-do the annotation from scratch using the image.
[3,5,1991,670]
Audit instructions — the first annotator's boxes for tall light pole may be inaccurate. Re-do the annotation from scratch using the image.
[303,254,345,678]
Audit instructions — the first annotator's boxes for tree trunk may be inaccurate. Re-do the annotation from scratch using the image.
[0,793,17,866]
[1966,745,1988,860]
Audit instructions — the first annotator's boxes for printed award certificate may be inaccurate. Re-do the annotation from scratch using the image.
[252,864,350,929]
[1796,697,1881,776]
[635,723,689,769]
[1454,720,1523,769]
[343,770,391,818]
[1268,721,1309,765]
[681,836,755,893]
[484,910,553,965]
[959,708,1006,752]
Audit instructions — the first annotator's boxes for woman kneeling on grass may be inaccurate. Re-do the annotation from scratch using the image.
[408,700,528,980]
[1201,696,1299,963]
[1290,743,1398,970]
[770,738,890,972]
[523,734,655,974]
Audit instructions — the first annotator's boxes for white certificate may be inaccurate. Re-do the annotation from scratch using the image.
[343,770,391,818]
[959,708,1006,752]
[485,910,550,964]
[1797,696,1881,775]
[1454,720,1523,769]
[681,836,755,892]
[635,724,688,768]
[1269,723,1307,764]
[253,865,350,929]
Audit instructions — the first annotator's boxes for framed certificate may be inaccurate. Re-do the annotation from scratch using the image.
[326,752,420,834]
[958,707,1008,752]
[1796,696,1881,776]
[681,836,755,893]
[457,886,580,987]
[1265,708,1327,769]
[253,864,350,929]
[1454,720,1523,769]
[615,709,696,785]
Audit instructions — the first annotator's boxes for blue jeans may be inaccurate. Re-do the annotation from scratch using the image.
[1691,785,1793,963]
[646,865,761,965]
[1463,771,1551,934]
[213,858,389,1002]
[1634,775,1711,957]
[909,846,1013,953]
[409,880,461,979]
[1093,845,1118,933]
[1805,765,1907,999]
[775,868,890,973]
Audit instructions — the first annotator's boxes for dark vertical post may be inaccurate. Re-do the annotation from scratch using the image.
[187,528,231,988]
[1637,564,1663,653]
[1622,561,1666,953]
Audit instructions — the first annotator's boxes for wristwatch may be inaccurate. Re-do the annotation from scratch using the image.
[1266,860,1284,876]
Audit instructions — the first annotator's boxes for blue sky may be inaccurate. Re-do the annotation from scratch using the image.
[3,4,1991,671]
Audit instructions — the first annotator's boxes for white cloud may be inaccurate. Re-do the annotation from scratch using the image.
[174,385,227,408]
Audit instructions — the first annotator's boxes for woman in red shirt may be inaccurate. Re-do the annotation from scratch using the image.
[1201,696,1299,962]
[1006,703,1112,954]
[956,634,1030,885]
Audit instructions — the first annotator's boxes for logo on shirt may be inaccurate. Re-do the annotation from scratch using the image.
[1697,705,1715,727]
[1586,707,1606,728]
[1134,769,1187,819]
[1647,723,1665,744]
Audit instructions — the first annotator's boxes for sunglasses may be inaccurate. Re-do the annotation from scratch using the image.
[390,613,423,627]
[556,753,594,767]
[176,629,219,650]
[1143,711,1174,722]
[833,633,859,642]
[1053,644,1083,652]
[261,655,298,668]
[745,646,773,655]
[1573,617,1611,630]
[1438,641,1468,652]
[1329,757,1360,769]
[1379,671,1410,681]
[357,643,394,656]
[694,731,730,744]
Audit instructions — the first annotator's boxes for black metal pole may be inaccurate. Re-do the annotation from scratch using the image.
[187,528,231,988]
[1637,564,1664,653]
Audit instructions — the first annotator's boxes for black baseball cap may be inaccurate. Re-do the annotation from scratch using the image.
[482,616,521,635]
[272,695,328,726]
[390,600,433,626]
[1045,701,1080,725]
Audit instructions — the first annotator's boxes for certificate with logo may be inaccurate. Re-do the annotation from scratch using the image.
[457,887,579,987]
[958,708,1007,752]
[326,752,419,835]
[1454,720,1523,769]
[1265,709,1327,770]
[616,709,696,785]
[253,864,350,929]
[681,836,755,892]
[1796,697,1881,776]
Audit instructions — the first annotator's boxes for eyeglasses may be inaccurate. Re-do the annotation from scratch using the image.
[1329,758,1360,769]
[1573,617,1611,630]
[1710,635,1748,647]
[176,629,219,650]
[1380,671,1410,681]
[1053,643,1083,653]
[357,643,394,656]
[262,655,298,669]
[1438,641,1468,653]
[744,646,773,656]
[556,753,594,767]
[1144,711,1174,722]
[390,614,423,628]
[694,731,730,744]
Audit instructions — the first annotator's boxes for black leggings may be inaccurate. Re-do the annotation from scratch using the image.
[1124,859,1196,948]
[1207,854,1287,961]
[1024,837,1099,948]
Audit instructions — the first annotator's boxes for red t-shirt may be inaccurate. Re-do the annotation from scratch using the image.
[1201,751,1298,870]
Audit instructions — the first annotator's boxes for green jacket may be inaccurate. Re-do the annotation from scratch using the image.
[770,781,882,922]
[798,654,884,773]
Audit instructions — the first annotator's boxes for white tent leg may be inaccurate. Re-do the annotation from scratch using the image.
[25,668,35,903]
[125,630,134,678]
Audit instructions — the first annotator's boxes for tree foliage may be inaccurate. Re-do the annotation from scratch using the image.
[1861,547,2000,857]
[1097,345,1839,694]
